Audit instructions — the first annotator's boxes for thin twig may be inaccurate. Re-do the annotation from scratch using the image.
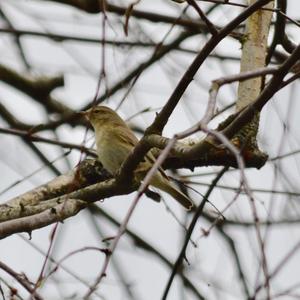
[161,167,228,300]
[0,261,44,300]
[0,127,95,156]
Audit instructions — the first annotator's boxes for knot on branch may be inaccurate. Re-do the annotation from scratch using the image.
[76,159,112,185]
[213,113,268,169]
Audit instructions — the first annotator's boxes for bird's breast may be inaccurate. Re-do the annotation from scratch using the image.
[95,127,132,175]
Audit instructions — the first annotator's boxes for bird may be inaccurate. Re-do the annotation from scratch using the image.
[83,105,193,210]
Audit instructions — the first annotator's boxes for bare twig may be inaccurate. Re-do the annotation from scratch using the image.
[186,0,218,35]
[0,261,44,300]
[0,127,95,156]
[161,167,228,299]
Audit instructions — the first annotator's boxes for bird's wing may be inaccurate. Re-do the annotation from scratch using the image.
[116,125,138,147]
[114,125,168,180]
[134,149,169,181]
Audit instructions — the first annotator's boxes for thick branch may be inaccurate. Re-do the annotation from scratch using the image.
[0,199,85,239]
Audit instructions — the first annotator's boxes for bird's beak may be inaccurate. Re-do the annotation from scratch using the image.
[77,110,89,120]
[78,111,88,115]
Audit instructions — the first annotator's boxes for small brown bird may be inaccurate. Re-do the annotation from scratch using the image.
[84,105,193,210]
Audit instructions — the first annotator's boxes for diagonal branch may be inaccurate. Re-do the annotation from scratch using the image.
[146,0,272,135]
[161,167,228,300]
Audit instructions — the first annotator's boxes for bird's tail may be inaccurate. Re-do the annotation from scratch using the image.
[151,174,193,210]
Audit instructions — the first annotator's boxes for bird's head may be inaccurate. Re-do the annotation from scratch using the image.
[79,106,124,127]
